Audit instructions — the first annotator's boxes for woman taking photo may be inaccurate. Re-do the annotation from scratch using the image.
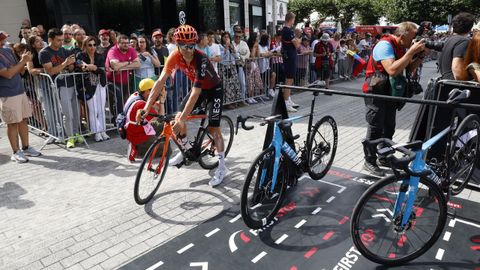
[76,36,109,142]
[134,35,160,87]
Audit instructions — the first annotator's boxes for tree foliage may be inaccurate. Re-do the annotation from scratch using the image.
[288,0,480,28]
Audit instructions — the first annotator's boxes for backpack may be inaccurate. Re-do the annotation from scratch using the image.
[115,95,142,139]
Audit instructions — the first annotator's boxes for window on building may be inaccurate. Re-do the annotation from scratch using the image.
[229,2,241,33]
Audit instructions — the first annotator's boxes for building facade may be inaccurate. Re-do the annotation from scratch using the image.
[1,0,288,42]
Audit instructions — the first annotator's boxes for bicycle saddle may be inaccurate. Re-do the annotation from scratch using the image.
[447,88,471,104]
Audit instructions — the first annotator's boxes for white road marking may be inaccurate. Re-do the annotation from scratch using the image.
[275,234,289,245]
[251,251,268,263]
[448,219,456,228]
[294,219,307,229]
[455,218,480,228]
[205,228,220,238]
[298,175,308,181]
[377,208,394,216]
[317,179,347,193]
[228,230,241,253]
[146,261,164,270]
[190,262,208,270]
[435,248,445,260]
[371,214,391,222]
[312,207,322,215]
[177,243,194,254]
[251,203,262,210]
[326,196,336,203]
[443,231,451,242]
[229,214,241,223]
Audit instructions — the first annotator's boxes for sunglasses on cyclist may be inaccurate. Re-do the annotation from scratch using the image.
[178,43,195,50]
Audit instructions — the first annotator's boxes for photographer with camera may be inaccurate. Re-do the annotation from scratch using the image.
[361,22,425,176]
[437,12,475,80]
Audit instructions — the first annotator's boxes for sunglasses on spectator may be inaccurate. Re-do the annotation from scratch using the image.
[178,43,195,50]
[88,43,96,47]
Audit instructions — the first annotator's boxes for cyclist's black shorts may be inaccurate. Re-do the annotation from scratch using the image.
[179,84,223,127]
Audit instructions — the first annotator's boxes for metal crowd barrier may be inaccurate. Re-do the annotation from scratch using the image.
[21,53,366,148]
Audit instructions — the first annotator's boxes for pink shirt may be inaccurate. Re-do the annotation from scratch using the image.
[329,39,340,51]
[105,45,138,84]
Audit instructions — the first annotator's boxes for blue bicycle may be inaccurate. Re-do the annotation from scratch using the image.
[237,85,338,229]
[350,89,480,265]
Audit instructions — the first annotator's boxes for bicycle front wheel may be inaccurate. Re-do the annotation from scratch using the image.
[198,115,234,170]
[134,137,171,205]
[307,115,338,180]
[351,174,447,265]
[241,147,287,229]
[448,113,480,195]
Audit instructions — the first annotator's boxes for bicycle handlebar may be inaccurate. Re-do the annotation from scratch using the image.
[365,138,419,169]
[235,114,284,134]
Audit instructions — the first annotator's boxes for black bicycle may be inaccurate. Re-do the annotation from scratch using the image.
[237,81,338,229]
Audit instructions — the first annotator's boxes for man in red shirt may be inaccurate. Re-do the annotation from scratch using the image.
[136,24,227,187]
[105,34,141,117]
[125,78,165,162]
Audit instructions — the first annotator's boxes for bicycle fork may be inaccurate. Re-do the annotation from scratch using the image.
[392,151,424,230]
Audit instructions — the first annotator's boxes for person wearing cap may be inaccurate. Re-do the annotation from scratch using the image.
[151,29,169,66]
[314,33,334,89]
[124,78,165,162]
[97,29,113,61]
[0,31,42,162]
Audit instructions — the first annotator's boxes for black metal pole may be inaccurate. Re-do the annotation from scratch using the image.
[278,85,480,111]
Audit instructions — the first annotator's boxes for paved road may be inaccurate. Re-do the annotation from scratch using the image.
[0,61,478,269]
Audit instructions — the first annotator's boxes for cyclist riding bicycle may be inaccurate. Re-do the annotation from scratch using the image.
[136,24,227,187]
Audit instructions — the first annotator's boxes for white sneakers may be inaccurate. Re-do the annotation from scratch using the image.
[94,133,103,142]
[268,89,276,98]
[169,151,184,166]
[11,146,42,163]
[209,165,228,187]
[285,98,299,112]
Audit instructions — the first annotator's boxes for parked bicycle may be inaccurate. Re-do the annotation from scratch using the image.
[134,112,234,205]
[236,81,338,229]
[350,89,480,265]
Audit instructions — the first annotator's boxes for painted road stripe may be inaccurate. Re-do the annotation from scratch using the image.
[448,219,456,228]
[304,247,318,259]
[326,196,335,203]
[229,231,241,253]
[312,207,322,215]
[294,219,307,229]
[229,214,241,223]
[456,218,480,228]
[435,248,445,260]
[251,251,267,263]
[205,228,220,238]
[275,234,289,245]
[298,175,308,181]
[323,231,335,241]
[443,231,451,242]
[317,179,346,193]
[146,261,164,270]
[177,243,194,254]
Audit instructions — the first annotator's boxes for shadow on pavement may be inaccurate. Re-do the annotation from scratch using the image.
[0,182,35,209]
[144,188,234,225]
[30,154,137,178]
[0,153,10,165]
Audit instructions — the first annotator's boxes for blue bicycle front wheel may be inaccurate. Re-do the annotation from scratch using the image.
[241,147,288,229]
[350,173,447,265]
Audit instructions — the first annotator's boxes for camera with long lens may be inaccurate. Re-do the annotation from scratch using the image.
[416,21,444,51]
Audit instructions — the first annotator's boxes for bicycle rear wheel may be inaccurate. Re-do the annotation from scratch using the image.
[198,115,234,170]
[448,114,480,195]
[241,147,288,229]
[307,115,338,180]
[134,137,171,205]
[351,174,447,265]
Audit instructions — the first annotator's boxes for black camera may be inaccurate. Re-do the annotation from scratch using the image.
[416,21,444,51]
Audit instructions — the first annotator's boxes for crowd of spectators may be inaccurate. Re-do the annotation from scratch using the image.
[1,14,480,160]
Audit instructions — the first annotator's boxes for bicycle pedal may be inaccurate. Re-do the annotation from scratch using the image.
[174,161,185,169]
